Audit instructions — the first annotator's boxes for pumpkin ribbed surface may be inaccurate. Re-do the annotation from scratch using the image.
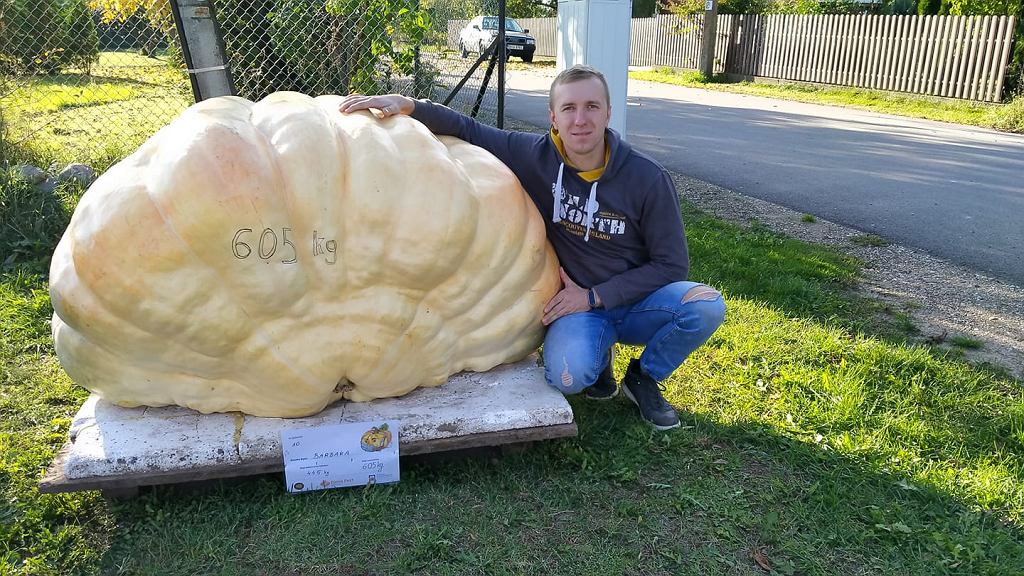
[49,92,560,417]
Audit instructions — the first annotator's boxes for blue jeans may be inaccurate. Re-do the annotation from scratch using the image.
[542,281,726,394]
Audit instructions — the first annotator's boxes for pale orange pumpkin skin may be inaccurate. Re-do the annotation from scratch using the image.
[49,92,560,418]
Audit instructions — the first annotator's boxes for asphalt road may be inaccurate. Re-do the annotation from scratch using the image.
[504,70,1024,287]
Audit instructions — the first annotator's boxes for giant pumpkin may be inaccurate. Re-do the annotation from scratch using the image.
[49,92,560,417]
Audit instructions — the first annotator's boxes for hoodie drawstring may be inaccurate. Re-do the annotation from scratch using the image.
[552,162,600,242]
[552,163,565,224]
[584,181,598,242]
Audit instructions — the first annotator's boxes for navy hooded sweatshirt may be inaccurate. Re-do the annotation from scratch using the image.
[410,99,689,310]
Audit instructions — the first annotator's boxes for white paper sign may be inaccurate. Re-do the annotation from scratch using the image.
[281,420,400,493]
[705,0,714,10]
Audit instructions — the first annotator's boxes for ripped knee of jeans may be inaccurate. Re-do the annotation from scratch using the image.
[682,284,721,304]
[560,356,574,389]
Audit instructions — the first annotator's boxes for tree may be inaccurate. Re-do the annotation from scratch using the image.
[633,0,658,17]
[0,0,67,74]
[882,0,917,13]
[665,0,776,15]
[88,0,172,32]
[216,0,306,98]
[420,0,553,19]
[666,0,870,13]
[88,0,177,57]
[946,0,1023,96]
[325,0,435,95]
[61,0,100,74]
[506,0,555,17]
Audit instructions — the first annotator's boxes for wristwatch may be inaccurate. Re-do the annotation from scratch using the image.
[587,288,597,309]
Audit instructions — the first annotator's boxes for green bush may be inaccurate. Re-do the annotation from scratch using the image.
[882,0,918,14]
[59,0,100,74]
[1007,18,1023,97]
[0,107,81,272]
[0,0,98,75]
[323,0,435,96]
[0,175,82,273]
[989,95,1024,132]
[0,0,66,74]
[666,0,871,14]
[217,0,436,100]
[217,0,307,99]
[267,0,348,95]
[944,0,1022,98]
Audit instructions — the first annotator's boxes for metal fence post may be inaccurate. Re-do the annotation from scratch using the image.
[497,0,506,129]
[700,0,719,77]
[169,0,234,101]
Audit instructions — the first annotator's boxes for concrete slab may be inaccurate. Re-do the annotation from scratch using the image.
[44,356,575,491]
[65,396,242,479]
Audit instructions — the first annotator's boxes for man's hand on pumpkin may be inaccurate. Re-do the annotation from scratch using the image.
[338,94,415,119]
[542,268,592,326]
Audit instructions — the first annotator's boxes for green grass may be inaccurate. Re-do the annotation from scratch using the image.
[1,51,191,170]
[2,81,138,113]
[989,96,1024,132]
[851,233,890,247]
[0,177,83,272]
[2,184,1022,574]
[801,213,816,223]
[2,60,1023,574]
[950,335,985,350]
[505,56,557,72]
[630,67,1024,134]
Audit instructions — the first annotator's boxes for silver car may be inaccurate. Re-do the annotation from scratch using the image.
[458,16,536,63]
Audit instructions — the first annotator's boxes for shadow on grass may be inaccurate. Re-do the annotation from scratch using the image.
[94,400,1023,576]
[5,141,1021,574]
[683,202,861,331]
[7,69,185,92]
[87,208,1023,573]
[682,200,1018,382]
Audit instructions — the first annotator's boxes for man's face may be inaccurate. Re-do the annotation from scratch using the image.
[548,77,611,161]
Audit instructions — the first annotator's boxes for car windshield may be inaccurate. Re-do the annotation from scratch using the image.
[481,17,523,32]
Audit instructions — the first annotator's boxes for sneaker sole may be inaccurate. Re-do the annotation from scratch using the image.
[621,385,680,431]
[585,388,619,401]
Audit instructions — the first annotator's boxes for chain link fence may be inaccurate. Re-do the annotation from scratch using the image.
[216,0,507,122]
[1,0,508,175]
[0,0,191,170]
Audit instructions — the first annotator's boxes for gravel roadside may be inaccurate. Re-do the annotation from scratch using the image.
[673,172,1024,381]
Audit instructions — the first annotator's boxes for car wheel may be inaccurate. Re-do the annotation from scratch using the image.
[523,53,534,63]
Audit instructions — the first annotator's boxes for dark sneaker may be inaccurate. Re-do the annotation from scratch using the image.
[585,363,618,400]
[621,359,680,430]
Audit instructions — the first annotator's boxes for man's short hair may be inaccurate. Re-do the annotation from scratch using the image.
[549,65,610,110]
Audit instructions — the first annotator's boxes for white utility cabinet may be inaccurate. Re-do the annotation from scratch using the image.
[556,0,632,134]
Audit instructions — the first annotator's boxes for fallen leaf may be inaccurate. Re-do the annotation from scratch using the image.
[751,547,772,572]
[890,522,913,533]
[895,479,919,491]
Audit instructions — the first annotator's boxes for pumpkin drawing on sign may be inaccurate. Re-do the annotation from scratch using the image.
[360,424,393,452]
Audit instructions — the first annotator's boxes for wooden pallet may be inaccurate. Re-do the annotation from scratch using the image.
[39,423,577,498]
[38,358,576,497]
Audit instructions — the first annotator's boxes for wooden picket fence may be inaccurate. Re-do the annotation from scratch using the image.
[449,14,1018,102]
[718,14,1017,102]
[515,17,560,57]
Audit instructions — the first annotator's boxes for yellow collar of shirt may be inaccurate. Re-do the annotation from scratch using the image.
[550,128,610,183]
